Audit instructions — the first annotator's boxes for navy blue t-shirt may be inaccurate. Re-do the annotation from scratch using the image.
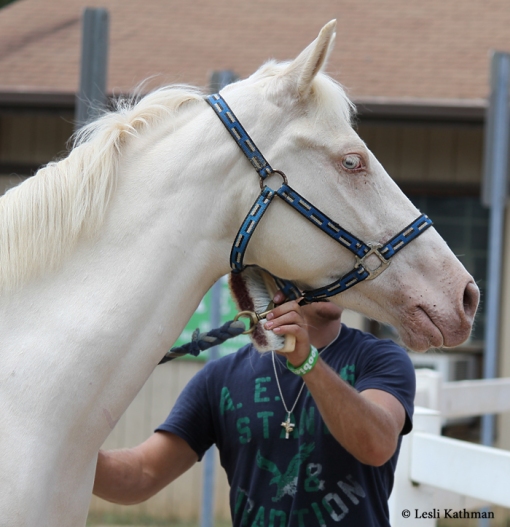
[157,324,415,527]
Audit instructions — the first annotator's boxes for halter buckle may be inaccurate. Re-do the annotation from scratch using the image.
[355,242,391,281]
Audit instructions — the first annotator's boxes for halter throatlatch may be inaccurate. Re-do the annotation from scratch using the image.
[206,94,433,304]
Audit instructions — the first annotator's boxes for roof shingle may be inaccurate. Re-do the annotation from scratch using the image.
[0,0,508,102]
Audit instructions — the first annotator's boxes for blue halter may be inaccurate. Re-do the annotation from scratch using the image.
[206,93,433,304]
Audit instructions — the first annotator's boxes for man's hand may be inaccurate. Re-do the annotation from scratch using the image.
[263,298,311,367]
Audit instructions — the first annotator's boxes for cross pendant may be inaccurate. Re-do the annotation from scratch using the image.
[281,415,295,439]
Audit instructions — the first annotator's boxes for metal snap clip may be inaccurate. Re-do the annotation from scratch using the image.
[233,302,275,334]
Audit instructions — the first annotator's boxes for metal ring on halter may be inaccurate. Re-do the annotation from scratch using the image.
[355,242,391,280]
[260,170,288,190]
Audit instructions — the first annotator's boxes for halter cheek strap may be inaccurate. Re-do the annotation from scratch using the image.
[206,93,433,304]
[207,94,273,180]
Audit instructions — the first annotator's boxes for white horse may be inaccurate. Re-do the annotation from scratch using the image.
[0,20,478,526]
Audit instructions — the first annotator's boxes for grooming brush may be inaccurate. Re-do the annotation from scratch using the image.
[229,268,296,353]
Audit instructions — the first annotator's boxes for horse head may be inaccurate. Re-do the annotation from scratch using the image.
[217,20,479,352]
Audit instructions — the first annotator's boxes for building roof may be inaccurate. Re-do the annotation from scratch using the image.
[0,0,508,110]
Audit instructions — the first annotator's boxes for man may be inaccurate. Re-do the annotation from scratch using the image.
[94,293,415,526]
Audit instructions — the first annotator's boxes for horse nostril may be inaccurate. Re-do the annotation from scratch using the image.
[463,281,480,320]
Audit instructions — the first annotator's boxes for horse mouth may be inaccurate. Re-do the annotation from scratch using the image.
[399,306,445,352]
[394,280,478,352]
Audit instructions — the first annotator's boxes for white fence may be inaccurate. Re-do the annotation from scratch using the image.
[390,370,510,526]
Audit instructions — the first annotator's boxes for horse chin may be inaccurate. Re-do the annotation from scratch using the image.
[397,302,480,352]
[397,307,445,352]
[374,273,479,352]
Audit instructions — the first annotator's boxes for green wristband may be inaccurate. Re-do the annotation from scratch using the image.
[286,346,319,376]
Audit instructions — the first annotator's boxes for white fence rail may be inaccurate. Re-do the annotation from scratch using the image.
[415,369,510,418]
[390,370,510,527]
[411,432,510,507]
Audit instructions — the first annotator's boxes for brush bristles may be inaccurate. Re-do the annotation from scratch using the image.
[229,269,285,352]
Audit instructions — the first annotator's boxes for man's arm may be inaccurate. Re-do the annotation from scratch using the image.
[93,431,198,504]
[265,301,406,467]
[299,360,405,466]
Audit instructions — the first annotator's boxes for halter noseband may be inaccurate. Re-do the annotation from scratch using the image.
[206,93,433,304]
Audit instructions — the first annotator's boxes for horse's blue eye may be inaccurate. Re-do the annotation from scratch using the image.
[341,154,363,171]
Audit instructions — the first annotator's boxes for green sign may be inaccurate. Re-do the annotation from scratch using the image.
[173,276,251,361]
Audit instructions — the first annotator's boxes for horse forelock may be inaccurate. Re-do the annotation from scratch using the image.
[0,85,204,292]
[308,73,356,126]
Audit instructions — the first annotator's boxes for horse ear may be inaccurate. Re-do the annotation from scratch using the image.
[283,20,337,98]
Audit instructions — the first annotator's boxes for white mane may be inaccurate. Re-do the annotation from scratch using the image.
[0,85,203,292]
[0,62,354,294]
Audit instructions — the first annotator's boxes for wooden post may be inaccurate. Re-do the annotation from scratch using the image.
[75,8,109,129]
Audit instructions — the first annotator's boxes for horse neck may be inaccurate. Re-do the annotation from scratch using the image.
[0,103,253,453]
[83,104,249,373]
[108,102,251,316]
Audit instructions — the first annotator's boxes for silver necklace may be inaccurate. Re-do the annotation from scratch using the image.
[271,325,342,439]
[272,351,306,438]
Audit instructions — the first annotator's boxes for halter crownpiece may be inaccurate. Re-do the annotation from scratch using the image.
[206,93,433,304]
